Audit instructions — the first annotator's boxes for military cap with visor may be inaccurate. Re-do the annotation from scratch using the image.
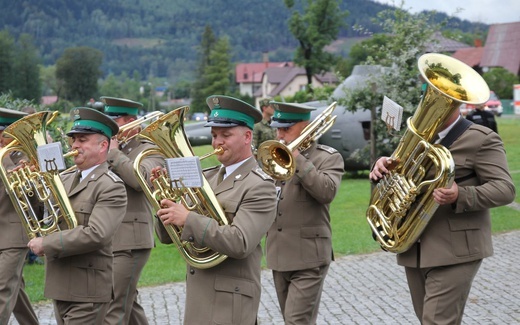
[67,107,119,139]
[269,101,316,128]
[0,107,28,131]
[205,95,262,130]
[100,96,143,119]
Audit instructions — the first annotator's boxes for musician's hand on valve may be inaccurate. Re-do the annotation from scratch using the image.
[433,182,459,205]
[27,237,45,256]
[150,166,167,183]
[369,157,393,182]
[109,137,119,150]
[157,199,189,227]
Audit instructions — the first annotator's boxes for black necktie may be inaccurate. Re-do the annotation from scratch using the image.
[217,167,226,185]
[71,171,82,189]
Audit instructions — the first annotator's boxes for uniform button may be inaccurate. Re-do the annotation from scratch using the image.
[280,197,283,200]
[190,268,195,274]
[53,254,58,258]
[315,234,319,237]
[296,169,300,173]
[134,218,138,221]
[281,181,286,185]
[277,228,282,231]
[278,212,282,216]
[234,287,239,292]
[88,263,93,267]
[188,236,194,242]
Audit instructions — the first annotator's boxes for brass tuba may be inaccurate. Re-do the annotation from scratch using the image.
[0,111,78,239]
[366,53,490,253]
[257,101,337,180]
[133,106,229,269]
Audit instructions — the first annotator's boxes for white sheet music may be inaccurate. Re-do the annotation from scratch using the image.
[165,157,203,188]
[37,143,66,172]
[382,96,404,131]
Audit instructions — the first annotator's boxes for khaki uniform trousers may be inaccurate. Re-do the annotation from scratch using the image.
[54,300,109,325]
[0,248,38,325]
[104,249,151,325]
[272,264,329,325]
[404,259,482,325]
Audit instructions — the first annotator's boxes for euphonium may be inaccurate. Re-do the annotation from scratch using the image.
[257,102,337,180]
[366,53,490,253]
[133,106,228,269]
[0,111,78,239]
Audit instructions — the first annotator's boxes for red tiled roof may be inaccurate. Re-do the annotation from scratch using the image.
[481,22,520,75]
[235,62,293,83]
[452,47,485,68]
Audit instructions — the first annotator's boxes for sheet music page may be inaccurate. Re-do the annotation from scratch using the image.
[165,156,203,188]
[37,142,66,172]
[382,96,404,131]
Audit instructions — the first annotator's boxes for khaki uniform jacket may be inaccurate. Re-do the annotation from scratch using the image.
[42,162,127,302]
[0,152,30,249]
[107,138,163,251]
[156,156,277,325]
[397,123,516,268]
[266,143,344,271]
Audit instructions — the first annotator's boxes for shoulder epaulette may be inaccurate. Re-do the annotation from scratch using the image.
[317,144,338,154]
[252,166,273,181]
[106,170,124,183]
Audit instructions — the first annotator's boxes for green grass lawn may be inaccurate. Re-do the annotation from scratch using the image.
[22,116,520,303]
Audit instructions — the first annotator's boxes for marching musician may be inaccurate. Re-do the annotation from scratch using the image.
[0,108,38,325]
[370,106,515,324]
[28,108,127,325]
[101,97,164,325]
[154,95,277,324]
[264,102,344,324]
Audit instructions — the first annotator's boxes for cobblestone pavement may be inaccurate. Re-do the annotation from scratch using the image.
[10,231,520,325]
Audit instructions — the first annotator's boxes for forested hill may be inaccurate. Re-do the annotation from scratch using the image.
[1,0,486,83]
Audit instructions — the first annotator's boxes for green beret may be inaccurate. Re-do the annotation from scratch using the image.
[205,95,262,130]
[100,96,143,118]
[270,101,316,128]
[0,108,27,131]
[67,107,119,138]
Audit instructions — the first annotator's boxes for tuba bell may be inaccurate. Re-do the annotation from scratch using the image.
[133,106,229,269]
[0,111,78,239]
[257,102,337,180]
[366,53,490,253]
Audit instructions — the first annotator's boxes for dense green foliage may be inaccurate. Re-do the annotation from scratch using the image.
[0,0,486,84]
[284,0,347,88]
[483,68,520,99]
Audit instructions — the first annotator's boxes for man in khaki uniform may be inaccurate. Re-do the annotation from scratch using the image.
[28,108,127,325]
[265,102,344,324]
[370,107,515,324]
[101,97,163,325]
[155,95,277,325]
[0,108,38,325]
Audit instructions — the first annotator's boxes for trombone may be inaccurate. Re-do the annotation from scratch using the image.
[257,102,337,181]
[116,111,164,145]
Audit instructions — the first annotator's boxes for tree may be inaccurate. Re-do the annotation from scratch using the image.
[191,26,218,112]
[0,30,15,94]
[337,6,441,169]
[55,46,103,105]
[12,33,42,101]
[284,0,348,91]
[482,68,519,99]
[200,37,232,98]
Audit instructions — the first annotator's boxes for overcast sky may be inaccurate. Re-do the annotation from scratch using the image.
[373,0,520,25]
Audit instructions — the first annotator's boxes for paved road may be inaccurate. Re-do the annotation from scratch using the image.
[9,230,520,324]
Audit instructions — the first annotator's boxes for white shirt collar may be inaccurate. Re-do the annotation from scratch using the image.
[79,164,100,180]
[222,157,249,180]
[437,115,461,142]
